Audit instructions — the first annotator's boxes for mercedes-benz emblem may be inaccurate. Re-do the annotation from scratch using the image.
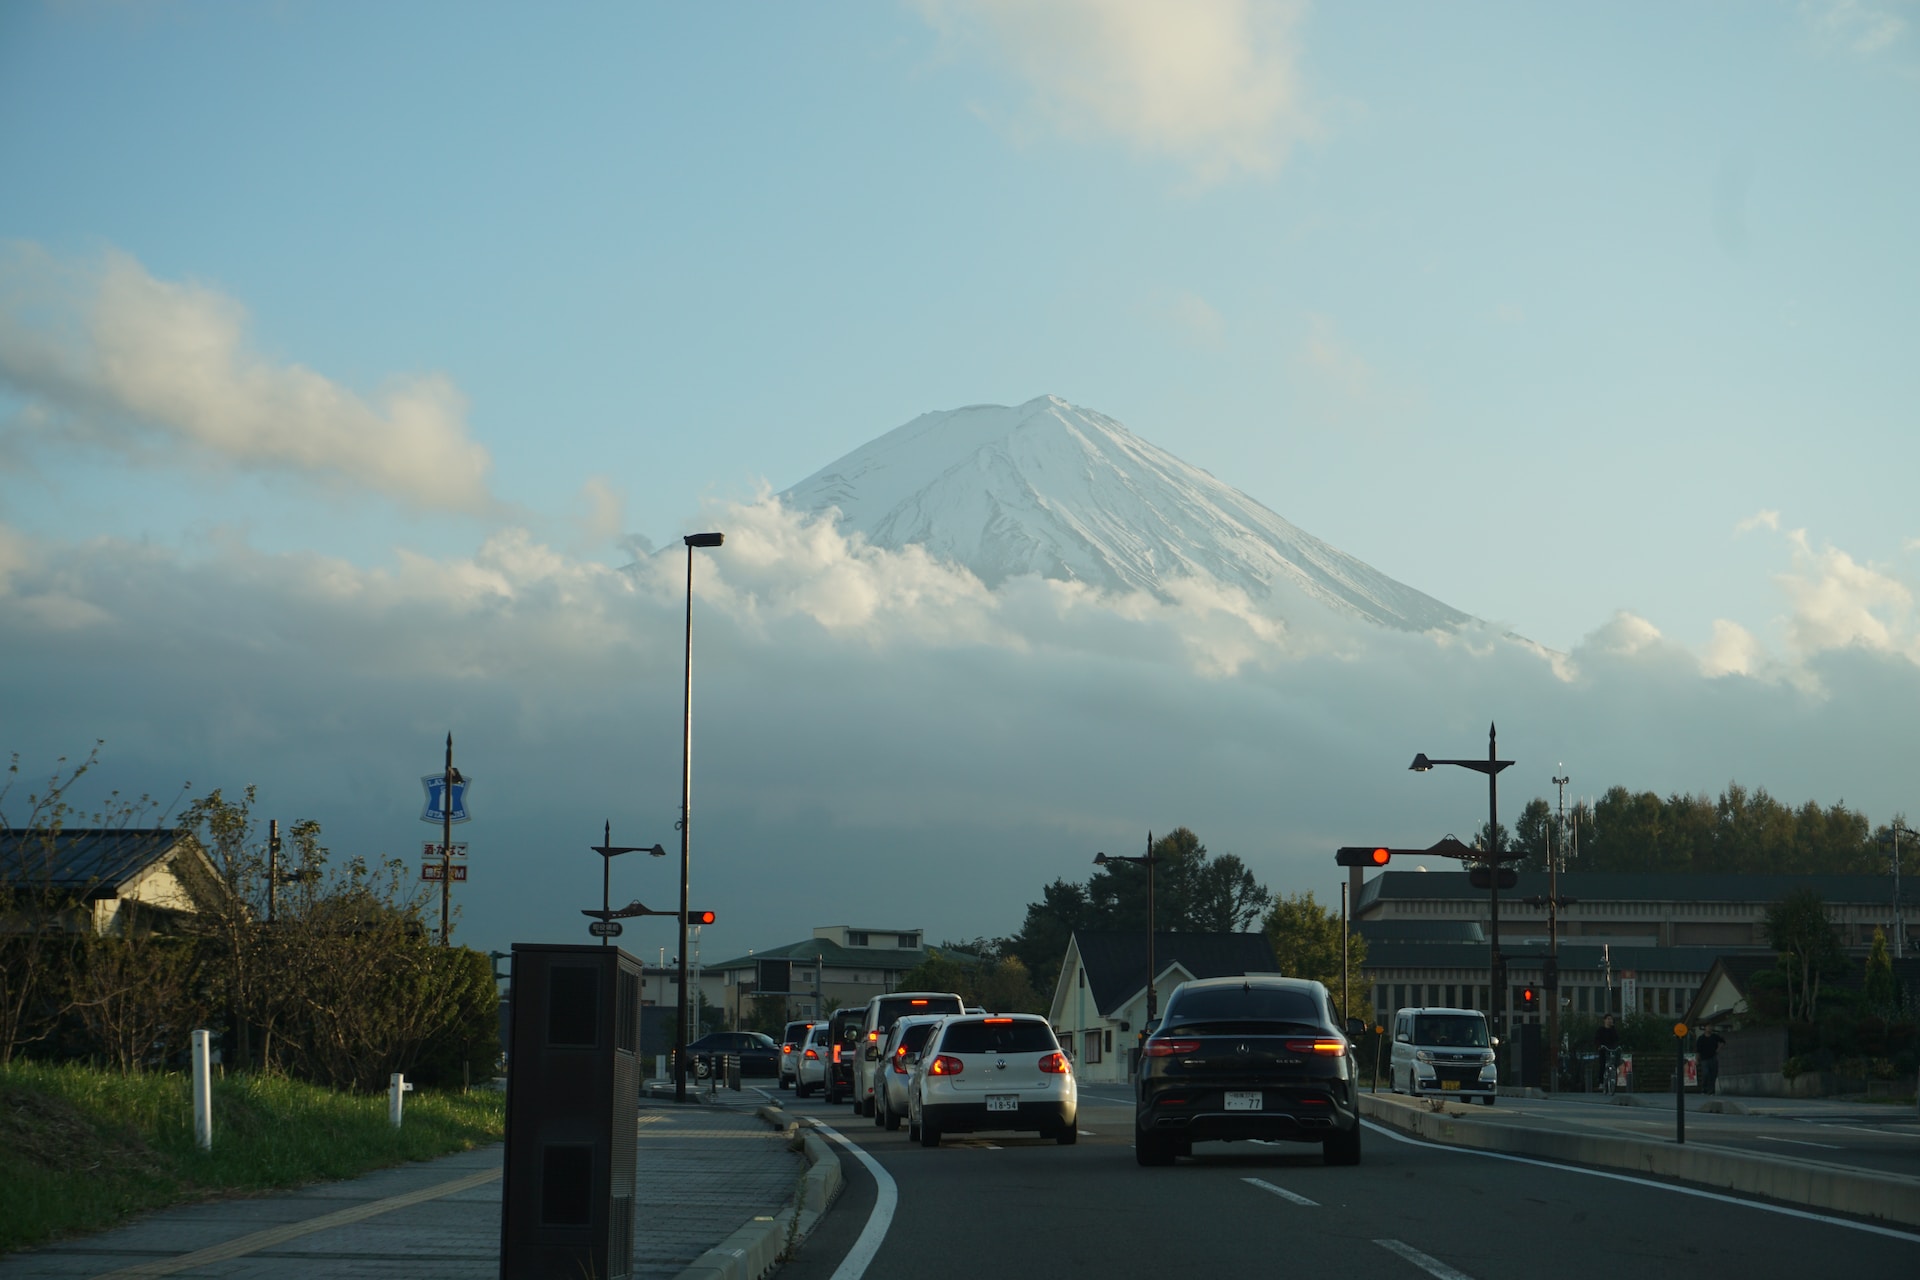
[1237,1042,1250,1054]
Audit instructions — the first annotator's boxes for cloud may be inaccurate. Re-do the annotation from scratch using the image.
[578,477,626,548]
[1775,527,1914,662]
[0,243,497,513]
[8,495,1920,960]
[915,0,1317,181]
[1292,315,1418,426]
[1166,291,1226,347]
[1801,0,1909,55]
[1736,509,1781,534]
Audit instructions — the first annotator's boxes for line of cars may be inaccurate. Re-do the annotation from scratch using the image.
[773,974,1369,1164]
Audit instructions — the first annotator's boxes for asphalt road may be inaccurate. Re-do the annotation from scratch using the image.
[764,1085,1920,1280]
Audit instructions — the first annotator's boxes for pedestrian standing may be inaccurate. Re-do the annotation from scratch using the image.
[1696,1026,1725,1096]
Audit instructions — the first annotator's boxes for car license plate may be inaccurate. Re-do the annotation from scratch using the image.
[986,1095,1018,1112]
[1225,1091,1263,1111]
[1441,1080,1460,1090]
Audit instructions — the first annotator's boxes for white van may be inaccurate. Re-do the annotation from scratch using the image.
[854,990,965,1116]
[1388,1007,1498,1104]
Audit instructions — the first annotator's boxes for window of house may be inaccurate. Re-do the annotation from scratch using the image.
[1060,1031,1075,1058]
[1084,1032,1102,1064]
[897,934,917,947]
[1104,1030,1113,1053]
[847,931,868,946]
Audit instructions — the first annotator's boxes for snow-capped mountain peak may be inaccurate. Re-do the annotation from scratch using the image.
[779,395,1473,632]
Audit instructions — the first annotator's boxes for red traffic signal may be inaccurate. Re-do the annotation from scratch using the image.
[1520,987,1537,1010]
[1335,846,1393,866]
[686,910,716,925]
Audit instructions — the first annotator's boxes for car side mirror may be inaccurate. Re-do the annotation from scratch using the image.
[1396,1033,1410,1043]
[864,1046,879,1061]
[1491,1037,1501,1047]
[1345,1017,1367,1040]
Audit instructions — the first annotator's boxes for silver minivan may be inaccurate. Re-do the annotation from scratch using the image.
[1388,1007,1498,1104]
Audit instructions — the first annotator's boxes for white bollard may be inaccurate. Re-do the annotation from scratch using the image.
[191,1030,213,1151]
[389,1072,414,1128]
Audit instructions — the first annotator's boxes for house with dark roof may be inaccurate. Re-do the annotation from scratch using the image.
[0,828,226,936]
[1048,930,1279,1084]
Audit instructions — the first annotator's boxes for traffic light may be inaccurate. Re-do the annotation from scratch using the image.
[1520,986,1537,1011]
[1468,867,1518,890]
[1335,847,1392,866]
[686,910,716,925]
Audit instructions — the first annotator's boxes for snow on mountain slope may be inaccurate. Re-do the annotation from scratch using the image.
[779,395,1476,633]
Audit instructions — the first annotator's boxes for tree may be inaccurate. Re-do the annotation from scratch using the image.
[1764,889,1845,1023]
[894,948,1044,1014]
[1262,892,1370,1022]
[1511,799,1553,872]
[1006,879,1093,996]
[1086,828,1272,934]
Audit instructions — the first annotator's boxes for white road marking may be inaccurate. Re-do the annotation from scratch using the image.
[1360,1119,1920,1242]
[1077,1129,1098,1136]
[804,1118,898,1280]
[1752,1135,1844,1150]
[1375,1238,1477,1280]
[1244,1177,1318,1206]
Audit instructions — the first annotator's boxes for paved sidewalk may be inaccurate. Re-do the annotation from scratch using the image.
[0,1099,804,1280]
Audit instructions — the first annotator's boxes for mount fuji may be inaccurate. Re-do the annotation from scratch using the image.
[779,395,1476,633]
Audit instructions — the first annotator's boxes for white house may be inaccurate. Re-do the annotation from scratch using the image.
[1048,930,1278,1084]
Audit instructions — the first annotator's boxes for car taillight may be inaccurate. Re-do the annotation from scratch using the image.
[1283,1038,1347,1057]
[1038,1052,1069,1074]
[832,1045,841,1063]
[1144,1038,1202,1057]
[891,1057,909,1074]
[984,1017,1013,1023]
[804,1048,818,1060]
[928,1055,965,1076]
[868,1030,879,1041]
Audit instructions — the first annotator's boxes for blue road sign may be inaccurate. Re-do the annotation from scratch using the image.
[420,773,473,824]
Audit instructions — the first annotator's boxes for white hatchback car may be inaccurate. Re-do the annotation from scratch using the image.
[793,1024,832,1098]
[907,1014,1076,1146]
[873,1014,947,1132]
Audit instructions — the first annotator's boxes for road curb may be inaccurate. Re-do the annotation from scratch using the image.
[1358,1093,1920,1229]
[673,1105,843,1280]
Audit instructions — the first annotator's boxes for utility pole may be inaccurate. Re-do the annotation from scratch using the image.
[1548,771,1570,1091]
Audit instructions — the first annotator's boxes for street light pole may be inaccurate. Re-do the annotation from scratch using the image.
[675,531,724,1104]
[1877,822,1911,961]
[1412,723,1516,1082]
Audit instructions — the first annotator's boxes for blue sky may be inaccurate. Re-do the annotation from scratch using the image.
[3,2,1918,958]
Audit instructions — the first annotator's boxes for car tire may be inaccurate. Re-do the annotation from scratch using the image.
[779,1075,791,1091]
[918,1115,940,1148]
[884,1100,902,1132]
[1481,1095,1496,1106]
[1054,1120,1077,1146]
[872,1096,886,1128]
[906,1109,920,1142]
[1323,1123,1362,1166]
[1135,1124,1174,1166]
[860,1096,874,1117]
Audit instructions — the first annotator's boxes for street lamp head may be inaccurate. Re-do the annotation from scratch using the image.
[1409,753,1435,772]
[1093,852,1110,865]
[684,532,725,548]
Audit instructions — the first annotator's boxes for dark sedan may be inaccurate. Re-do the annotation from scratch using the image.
[1134,975,1363,1167]
[685,1031,781,1078]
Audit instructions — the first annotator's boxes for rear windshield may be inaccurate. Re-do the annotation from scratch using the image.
[936,1019,1057,1054]
[1161,986,1324,1030]
[897,1023,938,1054]
[831,1013,864,1044]
[1413,1014,1489,1048]
[874,994,963,1031]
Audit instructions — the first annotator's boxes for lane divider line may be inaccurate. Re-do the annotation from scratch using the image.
[1375,1237,1478,1280]
[1360,1119,1920,1243]
[804,1118,898,1280]
[88,1166,501,1280]
[1243,1177,1318,1206]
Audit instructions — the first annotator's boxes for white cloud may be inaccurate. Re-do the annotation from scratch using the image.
[1735,509,1781,534]
[1702,619,1765,678]
[10,496,1920,960]
[578,477,626,548]
[0,243,497,513]
[1802,0,1909,55]
[916,0,1317,181]
[1775,527,1914,661]
[1166,291,1226,347]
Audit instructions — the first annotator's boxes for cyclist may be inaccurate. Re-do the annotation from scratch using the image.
[1593,1013,1622,1093]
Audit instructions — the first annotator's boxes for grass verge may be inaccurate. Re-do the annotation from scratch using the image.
[0,1061,504,1254]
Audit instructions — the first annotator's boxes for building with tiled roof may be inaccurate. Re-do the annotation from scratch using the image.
[0,827,225,936]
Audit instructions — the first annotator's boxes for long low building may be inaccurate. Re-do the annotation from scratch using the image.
[1352,868,1917,1030]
